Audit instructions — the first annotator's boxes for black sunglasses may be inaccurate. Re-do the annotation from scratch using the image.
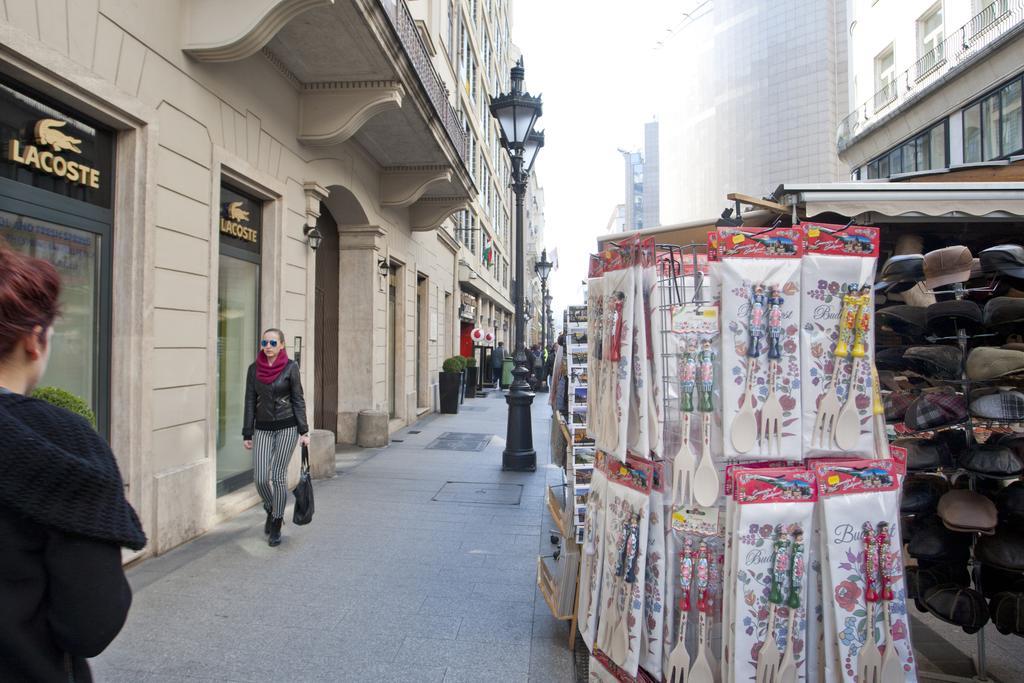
[260,340,279,348]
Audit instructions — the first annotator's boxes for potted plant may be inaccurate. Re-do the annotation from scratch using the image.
[454,354,468,403]
[31,386,97,428]
[464,355,478,398]
[439,356,462,414]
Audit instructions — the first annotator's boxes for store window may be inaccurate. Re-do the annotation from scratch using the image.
[216,183,262,496]
[0,78,113,435]
[866,121,947,179]
[962,74,1024,162]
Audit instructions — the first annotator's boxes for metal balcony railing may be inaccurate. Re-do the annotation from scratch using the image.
[377,0,470,171]
[837,0,1024,150]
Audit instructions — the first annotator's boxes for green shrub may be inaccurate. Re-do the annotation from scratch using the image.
[31,386,97,428]
[442,356,462,373]
[465,355,477,368]
[454,355,468,371]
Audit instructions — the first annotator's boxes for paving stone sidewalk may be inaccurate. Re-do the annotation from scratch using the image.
[93,390,575,682]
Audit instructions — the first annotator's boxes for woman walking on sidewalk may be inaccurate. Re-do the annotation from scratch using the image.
[0,243,146,681]
[243,329,310,547]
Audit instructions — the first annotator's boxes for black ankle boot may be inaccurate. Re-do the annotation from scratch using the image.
[263,507,273,536]
[268,517,283,547]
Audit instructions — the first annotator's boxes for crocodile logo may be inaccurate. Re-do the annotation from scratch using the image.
[226,202,250,222]
[34,119,83,154]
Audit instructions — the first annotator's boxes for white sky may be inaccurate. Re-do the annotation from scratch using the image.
[511,0,685,321]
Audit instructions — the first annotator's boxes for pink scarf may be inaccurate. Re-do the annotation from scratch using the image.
[256,349,289,384]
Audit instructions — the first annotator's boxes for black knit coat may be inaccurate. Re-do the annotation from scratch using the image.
[0,393,147,682]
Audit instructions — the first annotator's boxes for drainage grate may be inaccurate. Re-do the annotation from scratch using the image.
[432,481,523,505]
[459,406,486,412]
[391,439,404,443]
[426,431,493,452]
[407,430,422,434]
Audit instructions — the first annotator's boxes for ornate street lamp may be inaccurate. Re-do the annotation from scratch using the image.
[543,292,553,347]
[535,248,553,385]
[491,57,543,471]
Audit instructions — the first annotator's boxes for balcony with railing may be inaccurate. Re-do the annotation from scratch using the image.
[838,0,1024,151]
[377,0,469,170]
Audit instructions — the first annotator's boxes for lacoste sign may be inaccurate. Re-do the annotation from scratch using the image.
[220,201,258,243]
[5,119,101,189]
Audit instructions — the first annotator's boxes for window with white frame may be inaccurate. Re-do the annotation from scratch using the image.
[916,4,944,78]
[874,45,896,110]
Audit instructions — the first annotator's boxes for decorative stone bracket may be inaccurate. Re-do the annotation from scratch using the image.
[303,181,329,228]
[409,197,469,232]
[182,0,333,62]
[298,81,404,147]
[381,165,452,208]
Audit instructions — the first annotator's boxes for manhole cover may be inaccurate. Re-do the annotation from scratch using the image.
[432,481,523,505]
[426,432,492,452]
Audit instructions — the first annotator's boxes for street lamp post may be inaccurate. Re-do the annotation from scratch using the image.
[543,292,553,347]
[535,248,553,389]
[491,58,543,471]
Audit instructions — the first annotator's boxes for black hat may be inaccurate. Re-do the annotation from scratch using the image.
[902,474,950,515]
[880,254,926,283]
[980,244,1024,279]
[922,585,990,634]
[907,515,972,563]
[894,437,953,471]
[976,527,1024,572]
[926,300,984,337]
[980,565,1024,600]
[996,481,1024,526]
[989,592,1024,636]
[877,305,929,340]
[959,444,1024,479]
[984,297,1024,329]
[903,346,963,380]
[876,346,911,371]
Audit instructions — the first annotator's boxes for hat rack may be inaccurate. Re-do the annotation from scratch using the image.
[894,279,997,682]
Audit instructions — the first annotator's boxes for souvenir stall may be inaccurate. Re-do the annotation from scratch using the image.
[572,219,919,683]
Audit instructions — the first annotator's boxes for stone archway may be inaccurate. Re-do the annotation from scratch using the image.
[314,184,372,443]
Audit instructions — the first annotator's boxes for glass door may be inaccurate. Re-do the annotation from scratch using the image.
[216,254,260,495]
[388,266,397,418]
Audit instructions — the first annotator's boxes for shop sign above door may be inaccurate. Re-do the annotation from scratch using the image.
[0,77,114,208]
[219,184,261,253]
[6,119,101,189]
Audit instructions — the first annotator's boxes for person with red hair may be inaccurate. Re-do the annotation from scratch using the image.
[0,241,146,681]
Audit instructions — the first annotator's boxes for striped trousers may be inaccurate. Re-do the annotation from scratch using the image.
[252,427,299,519]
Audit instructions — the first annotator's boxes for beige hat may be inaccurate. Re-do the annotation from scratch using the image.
[937,489,998,535]
[966,347,1024,380]
[924,246,974,289]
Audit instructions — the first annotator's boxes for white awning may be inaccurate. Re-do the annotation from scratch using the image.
[777,182,1024,221]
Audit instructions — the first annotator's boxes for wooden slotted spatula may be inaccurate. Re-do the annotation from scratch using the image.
[667,542,695,683]
[877,523,903,683]
[731,284,766,454]
[857,522,883,683]
[688,542,714,683]
[755,527,789,683]
[777,527,805,683]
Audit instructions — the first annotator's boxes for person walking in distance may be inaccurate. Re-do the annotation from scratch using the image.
[0,242,146,681]
[243,329,310,547]
[491,340,506,386]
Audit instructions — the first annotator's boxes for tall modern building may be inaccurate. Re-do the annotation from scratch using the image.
[658,0,847,222]
[617,120,661,232]
[837,0,1024,181]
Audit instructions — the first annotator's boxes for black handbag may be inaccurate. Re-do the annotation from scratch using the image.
[292,445,314,525]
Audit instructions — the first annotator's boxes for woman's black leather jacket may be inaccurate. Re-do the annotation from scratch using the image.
[242,360,308,437]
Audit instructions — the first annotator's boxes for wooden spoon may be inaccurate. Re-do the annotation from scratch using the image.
[857,523,883,683]
[878,523,903,683]
[731,284,766,454]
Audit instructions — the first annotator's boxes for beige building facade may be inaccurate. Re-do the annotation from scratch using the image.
[0,0,499,557]
[838,0,1024,179]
